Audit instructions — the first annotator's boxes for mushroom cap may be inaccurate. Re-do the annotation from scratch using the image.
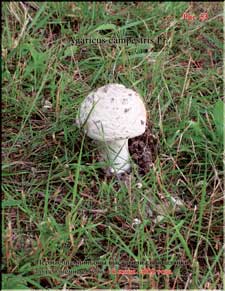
[77,83,147,141]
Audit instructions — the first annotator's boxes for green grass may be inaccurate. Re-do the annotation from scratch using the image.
[2,2,224,290]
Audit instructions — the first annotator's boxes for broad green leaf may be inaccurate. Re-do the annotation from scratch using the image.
[64,45,78,57]
[2,274,29,289]
[94,23,117,32]
[213,100,224,139]
[2,199,21,208]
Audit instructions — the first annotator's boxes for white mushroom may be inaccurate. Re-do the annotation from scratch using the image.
[76,83,146,174]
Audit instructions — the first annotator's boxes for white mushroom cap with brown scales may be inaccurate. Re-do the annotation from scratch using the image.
[76,83,147,173]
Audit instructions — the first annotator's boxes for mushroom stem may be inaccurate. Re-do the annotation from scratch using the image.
[101,139,130,173]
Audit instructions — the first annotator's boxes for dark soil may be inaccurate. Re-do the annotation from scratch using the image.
[129,121,158,175]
